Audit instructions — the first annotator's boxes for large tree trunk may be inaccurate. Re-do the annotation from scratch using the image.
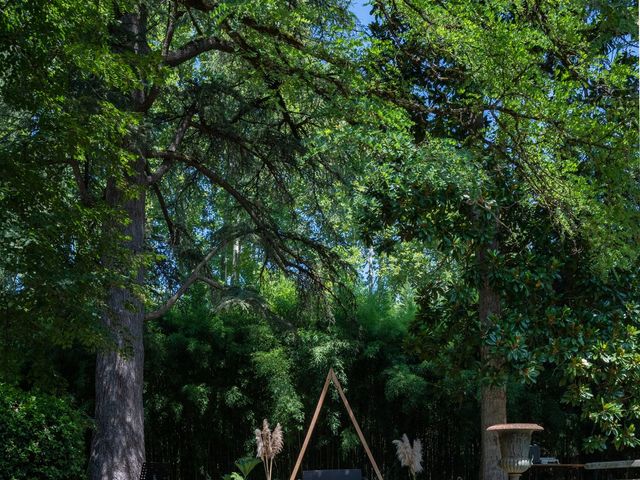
[90,176,146,480]
[89,8,151,479]
[478,242,508,480]
[481,385,507,480]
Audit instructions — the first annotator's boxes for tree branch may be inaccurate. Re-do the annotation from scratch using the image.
[148,150,266,227]
[145,226,251,320]
[239,16,304,50]
[163,35,234,66]
[145,156,174,185]
[150,180,177,245]
[161,1,182,57]
[145,105,196,184]
[168,104,196,151]
[196,275,224,289]
[68,159,92,206]
[186,6,204,37]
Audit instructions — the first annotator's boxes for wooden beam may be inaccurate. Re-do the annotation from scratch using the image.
[330,369,384,480]
[289,370,333,480]
[584,460,640,470]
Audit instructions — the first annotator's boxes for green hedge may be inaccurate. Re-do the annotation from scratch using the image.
[0,384,87,480]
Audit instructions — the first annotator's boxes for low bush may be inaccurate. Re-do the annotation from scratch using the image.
[0,383,88,480]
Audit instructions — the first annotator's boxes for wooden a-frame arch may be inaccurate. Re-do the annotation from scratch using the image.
[289,368,384,480]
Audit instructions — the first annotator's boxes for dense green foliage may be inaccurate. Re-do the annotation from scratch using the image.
[0,0,126,380]
[0,384,87,480]
[355,0,640,452]
[0,0,638,479]
[144,277,477,479]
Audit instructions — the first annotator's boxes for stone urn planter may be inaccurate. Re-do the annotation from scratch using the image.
[487,423,544,480]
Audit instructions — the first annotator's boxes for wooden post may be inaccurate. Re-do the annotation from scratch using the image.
[330,369,384,480]
[289,370,333,480]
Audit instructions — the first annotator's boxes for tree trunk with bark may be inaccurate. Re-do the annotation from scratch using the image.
[478,236,508,480]
[90,175,146,480]
[90,7,151,477]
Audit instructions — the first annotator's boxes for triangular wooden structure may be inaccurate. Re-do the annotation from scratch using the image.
[289,368,384,480]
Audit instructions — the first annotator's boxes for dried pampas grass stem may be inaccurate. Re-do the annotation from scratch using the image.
[255,419,284,480]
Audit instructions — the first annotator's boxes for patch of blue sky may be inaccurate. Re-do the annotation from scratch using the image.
[350,0,374,27]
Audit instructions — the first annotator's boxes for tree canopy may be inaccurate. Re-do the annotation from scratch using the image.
[0,0,638,479]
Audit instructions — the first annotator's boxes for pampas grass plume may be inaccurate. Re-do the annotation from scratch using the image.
[271,423,284,456]
[393,434,423,479]
[255,419,284,480]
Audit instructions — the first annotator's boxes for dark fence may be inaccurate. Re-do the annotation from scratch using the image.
[145,406,481,480]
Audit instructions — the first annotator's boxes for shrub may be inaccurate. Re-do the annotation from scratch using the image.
[0,383,87,480]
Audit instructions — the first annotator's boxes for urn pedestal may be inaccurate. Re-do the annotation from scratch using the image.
[486,423,544,480]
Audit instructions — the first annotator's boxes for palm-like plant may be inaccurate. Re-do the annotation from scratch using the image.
[255,419,284,480]
[393,434,423,480]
